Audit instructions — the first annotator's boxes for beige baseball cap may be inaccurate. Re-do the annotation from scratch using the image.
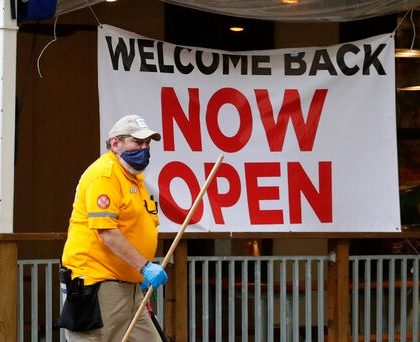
[108,115,161,141]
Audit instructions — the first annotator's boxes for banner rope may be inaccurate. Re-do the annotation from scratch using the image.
[36,16,58,79]
[393,8,416,50]
[409,9,416,50]
[393,10,411,34]
[85,0,103,27]
[36,0,103,79]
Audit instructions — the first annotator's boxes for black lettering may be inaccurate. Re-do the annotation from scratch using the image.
[309,49,337,76]
[174,47,194,74]
[156,42,174,73]
[196,51,219,75]
[105,36,135,71]
[252,55,271,75]
[337,44,360,76]
[363,44,386,75]
[137,39,157,72]
[284,52,306,75]
[222,54,247,75]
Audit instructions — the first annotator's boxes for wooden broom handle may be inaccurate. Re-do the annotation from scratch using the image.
[122,154,224,341]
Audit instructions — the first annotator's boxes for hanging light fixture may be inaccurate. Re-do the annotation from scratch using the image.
[396,49,420,58]
[229,26,244,32]
[397,85,420,91]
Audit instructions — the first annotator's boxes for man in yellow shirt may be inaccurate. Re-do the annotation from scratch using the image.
[59,115,167,341]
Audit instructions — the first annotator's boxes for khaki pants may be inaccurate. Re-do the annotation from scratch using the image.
[65,281,161,342]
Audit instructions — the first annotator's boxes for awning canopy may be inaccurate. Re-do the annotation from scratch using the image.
[17,0,420,23]
[161,0,420,22]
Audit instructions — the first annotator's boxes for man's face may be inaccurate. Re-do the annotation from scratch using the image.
[121,136,151,151]
[113,136,151,154]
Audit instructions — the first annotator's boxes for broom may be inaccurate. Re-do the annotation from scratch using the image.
[122,154,224,341]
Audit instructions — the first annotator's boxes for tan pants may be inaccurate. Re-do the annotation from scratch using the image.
[65,281,161,342]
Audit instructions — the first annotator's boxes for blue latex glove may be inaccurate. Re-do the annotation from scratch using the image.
[140,262,168,289]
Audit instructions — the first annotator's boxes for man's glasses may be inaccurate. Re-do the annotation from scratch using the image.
[144,195,158,215]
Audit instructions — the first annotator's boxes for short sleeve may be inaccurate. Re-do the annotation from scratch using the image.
[85,176,121,229]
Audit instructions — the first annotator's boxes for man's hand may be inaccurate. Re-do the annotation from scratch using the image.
[140,262,168,288]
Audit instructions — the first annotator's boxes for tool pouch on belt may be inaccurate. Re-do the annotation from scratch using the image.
[57,268,103,331]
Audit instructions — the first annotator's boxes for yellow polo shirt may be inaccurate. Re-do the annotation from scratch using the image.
[62,151,159,285]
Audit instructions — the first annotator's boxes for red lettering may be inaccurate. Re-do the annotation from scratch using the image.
[158,161,203,224]
[161,87,202,151]
[206,87,252,152]
[288,161,332,224]
[204,162,241,224]
[255,89,328,151]
[244,162,283,224]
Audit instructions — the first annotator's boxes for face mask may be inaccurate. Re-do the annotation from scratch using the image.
[120,148,150,171]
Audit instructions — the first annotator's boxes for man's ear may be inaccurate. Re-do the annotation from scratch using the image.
[109,137,120,153]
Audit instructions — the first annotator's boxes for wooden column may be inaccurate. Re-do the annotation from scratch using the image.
[0,242,17,342]
[327,239,350,342]
[164,239,188,341]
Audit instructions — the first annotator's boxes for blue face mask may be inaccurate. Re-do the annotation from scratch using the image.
[120,148,150,171]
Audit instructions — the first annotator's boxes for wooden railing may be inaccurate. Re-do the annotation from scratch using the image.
[2,231,420,341]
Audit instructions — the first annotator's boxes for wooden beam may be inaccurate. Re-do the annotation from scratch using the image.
[164,239,188,341]
[0,242,17,341]
[163,239,175,340]
[327,239,350,342]
[2,231,420,241]
[174,240,188,341]
[159,230,420,239]
[0,232,67,240]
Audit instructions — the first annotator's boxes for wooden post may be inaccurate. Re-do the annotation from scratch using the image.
[174,240,188,341]
[164,239,188,341]
[0,241,17,342]
[327,239,350,342]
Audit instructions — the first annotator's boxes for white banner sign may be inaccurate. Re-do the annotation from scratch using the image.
[98,24,400,233]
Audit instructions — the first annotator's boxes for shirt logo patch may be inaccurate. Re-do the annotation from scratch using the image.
[97,194,110,209]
